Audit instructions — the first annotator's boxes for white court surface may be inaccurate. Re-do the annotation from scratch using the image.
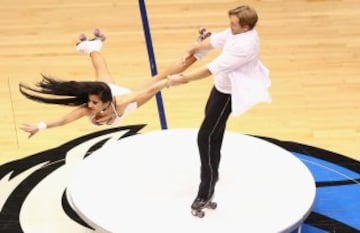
[67,129,316,233]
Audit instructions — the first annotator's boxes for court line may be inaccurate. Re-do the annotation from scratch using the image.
[8,76,19,148]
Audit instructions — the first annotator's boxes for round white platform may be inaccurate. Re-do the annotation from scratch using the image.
[67,129,316,233]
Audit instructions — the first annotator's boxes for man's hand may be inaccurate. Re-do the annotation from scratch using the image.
[167,74,188,87]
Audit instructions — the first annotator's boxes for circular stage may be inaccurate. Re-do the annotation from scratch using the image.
[67,129,316,233]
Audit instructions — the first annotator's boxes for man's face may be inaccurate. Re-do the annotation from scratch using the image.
[229,15,248,34]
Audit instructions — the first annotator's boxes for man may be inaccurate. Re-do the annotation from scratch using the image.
[168,5,271,214]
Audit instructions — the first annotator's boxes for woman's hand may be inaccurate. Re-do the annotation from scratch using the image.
[20,123,40,138]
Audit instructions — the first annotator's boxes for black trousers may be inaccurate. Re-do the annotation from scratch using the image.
[197,86,231,199]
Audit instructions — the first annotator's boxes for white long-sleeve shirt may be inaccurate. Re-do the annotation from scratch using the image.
[207,28,271,116]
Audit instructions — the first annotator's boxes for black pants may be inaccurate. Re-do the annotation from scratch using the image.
[197,86,231,199]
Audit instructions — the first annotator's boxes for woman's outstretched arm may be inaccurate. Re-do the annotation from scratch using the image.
[20,106,89,138]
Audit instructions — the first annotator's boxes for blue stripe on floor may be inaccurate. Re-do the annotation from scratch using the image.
[292,152,360,232]
[293,152,360,181]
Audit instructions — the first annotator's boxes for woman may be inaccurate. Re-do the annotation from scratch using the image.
[19,28,211,138]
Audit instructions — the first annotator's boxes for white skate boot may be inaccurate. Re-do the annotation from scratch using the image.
[76,28,106,54]
[194,27,212,60]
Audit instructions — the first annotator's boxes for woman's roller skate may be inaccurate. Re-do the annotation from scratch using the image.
[194,27,212,60]
[196,27,212,43]
[76,28,106,54]
[191,194,217,218]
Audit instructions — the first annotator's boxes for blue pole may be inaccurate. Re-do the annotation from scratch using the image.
[138,0,168,130]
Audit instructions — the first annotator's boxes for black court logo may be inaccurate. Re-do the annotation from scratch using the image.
[0,126,359,233]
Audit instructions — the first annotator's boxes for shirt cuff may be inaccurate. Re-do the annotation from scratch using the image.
[206,62,217,75]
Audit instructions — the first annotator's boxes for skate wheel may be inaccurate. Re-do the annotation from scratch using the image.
[93,28,101,36]
[93,28,106,41]
[191,209,205,218]
[209,202,217,209]
[79,33,87,41]
[203,31,212,39]
[197,30,211,42]
[198,27,206,35]
[196,28,209,42]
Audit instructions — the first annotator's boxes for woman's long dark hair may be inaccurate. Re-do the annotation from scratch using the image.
[19,74,112,106]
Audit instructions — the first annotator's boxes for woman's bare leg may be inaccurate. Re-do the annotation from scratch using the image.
[154,56,197,81]
[89,51,115,84]
[134,55,197,91]
[134,27,211,91]
[133,55,197,107]
[76,29,114,83]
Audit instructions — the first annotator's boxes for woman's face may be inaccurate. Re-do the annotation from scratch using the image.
[88,94,109,113]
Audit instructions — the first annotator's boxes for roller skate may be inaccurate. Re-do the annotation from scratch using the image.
[196,27,212,43]
[191,194,217,218]
[76,28,106,54]
[194,27,212,60]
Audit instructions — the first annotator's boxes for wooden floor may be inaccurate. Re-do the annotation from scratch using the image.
[1,0,359,164]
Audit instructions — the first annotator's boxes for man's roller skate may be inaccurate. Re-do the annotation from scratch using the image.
[194,27,212,60]
[191,194,217,218]
[76,28,106,54]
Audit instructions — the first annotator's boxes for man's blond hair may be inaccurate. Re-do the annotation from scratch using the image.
[228,5,258,30]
